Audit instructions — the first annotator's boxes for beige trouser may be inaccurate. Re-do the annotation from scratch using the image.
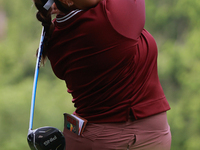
[63,112,171,150]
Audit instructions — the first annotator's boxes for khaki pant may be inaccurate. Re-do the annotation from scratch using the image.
[63,112,171,150]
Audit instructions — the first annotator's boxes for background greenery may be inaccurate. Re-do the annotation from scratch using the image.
[0,0,199,149]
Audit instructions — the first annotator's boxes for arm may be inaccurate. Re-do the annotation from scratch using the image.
[71,0,102,10]
[54,0,101,13]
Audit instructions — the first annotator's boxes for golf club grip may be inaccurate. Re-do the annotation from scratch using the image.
[28,27,46,131]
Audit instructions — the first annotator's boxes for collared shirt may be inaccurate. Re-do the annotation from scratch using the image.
[48,0,170,123]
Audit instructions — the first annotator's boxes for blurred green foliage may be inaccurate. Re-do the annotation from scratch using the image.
[0,0,200,149]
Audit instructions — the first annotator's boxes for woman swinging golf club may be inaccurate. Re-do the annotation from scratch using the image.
[30,0,172,149]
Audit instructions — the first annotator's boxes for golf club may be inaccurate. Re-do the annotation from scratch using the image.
[27,27,65,150]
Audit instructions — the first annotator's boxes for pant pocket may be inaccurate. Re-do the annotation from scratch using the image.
[81,123,105,142]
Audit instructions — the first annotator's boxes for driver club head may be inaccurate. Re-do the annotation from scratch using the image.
[27,126,65,150]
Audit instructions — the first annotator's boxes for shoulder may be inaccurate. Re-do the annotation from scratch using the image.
[105,0,146,40]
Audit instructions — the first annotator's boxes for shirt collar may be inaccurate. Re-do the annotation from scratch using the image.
[56,9,83,23]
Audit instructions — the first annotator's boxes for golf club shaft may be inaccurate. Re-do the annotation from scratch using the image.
[28,27,46,132]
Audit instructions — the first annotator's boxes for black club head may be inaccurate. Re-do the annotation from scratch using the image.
[27,126,65,150]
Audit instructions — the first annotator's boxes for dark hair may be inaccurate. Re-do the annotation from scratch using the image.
[33,0,55,63]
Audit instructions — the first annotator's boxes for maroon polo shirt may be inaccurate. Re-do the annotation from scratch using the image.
[48,0,170,123]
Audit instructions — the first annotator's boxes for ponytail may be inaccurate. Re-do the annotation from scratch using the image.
[32,0,55,63]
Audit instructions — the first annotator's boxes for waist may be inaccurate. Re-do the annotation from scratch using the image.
[82,112,168,132]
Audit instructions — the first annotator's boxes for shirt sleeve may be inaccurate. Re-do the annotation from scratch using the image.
[105,0,145,40]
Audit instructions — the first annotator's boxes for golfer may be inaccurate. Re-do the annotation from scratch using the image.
[33,0,172,149]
